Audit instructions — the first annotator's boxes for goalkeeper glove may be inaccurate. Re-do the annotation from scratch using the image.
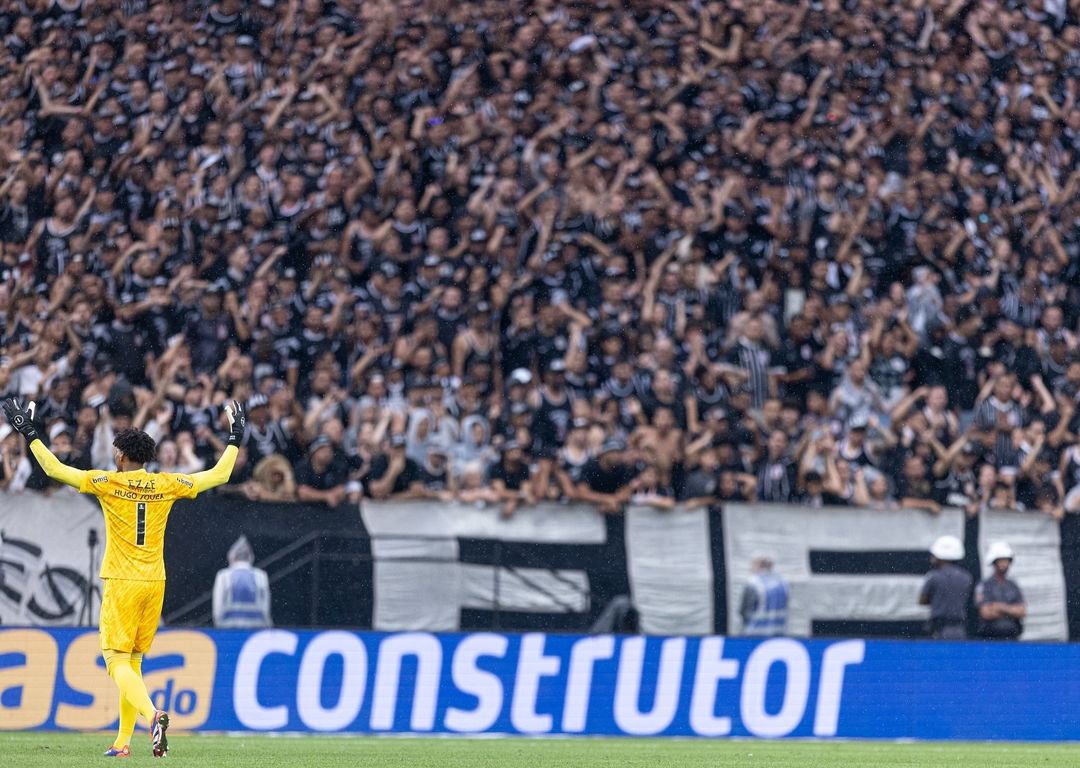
[225,400,246,446]
[2,398,39,443]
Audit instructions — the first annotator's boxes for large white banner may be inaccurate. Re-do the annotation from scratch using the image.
[723,504,1069,640]
[0,490,102,626]
[625,504,713,635]
[977,509,1068,640]
[723,504,966,637]
[361,501,605,631]
[5,492,1068,640]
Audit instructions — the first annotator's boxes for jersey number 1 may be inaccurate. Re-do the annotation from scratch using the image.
[136,502,147,546]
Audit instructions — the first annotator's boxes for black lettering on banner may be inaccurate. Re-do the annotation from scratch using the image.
[0,534,93,621]
[136,502,147,546]
[28,565,88,621]
[457,517,630,632]
[806,550,930,637]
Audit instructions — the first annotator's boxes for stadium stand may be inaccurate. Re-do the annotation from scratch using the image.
[1,0,1079,521]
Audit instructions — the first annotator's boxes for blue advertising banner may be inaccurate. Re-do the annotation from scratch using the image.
[1,628,1078,740]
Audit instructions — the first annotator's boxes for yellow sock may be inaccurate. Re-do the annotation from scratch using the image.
[113,694,136,748]
[104,651,158,729]
[112,652,143,748]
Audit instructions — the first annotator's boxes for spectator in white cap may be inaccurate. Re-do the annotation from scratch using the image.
[212,535,272,629]
[919,535,973,639]
[974,541,1025,640]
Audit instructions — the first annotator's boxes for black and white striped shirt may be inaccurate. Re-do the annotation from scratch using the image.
[1000,290,1043,327]
[728,339,782,410]
[974,396,1023,468]
[756,457,797,503]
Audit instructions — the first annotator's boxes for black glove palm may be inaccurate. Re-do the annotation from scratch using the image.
[2,398,39,443]
[226,400,246,446]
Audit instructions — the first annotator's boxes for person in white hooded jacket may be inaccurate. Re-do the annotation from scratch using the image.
[212,535,272,629]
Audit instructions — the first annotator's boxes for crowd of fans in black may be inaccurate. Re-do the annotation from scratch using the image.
[2,0,1080,519]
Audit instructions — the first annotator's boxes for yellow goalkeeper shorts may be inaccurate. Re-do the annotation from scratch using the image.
[99,578,166,653]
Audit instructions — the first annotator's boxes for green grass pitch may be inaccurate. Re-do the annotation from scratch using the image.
[4,733,1080,767]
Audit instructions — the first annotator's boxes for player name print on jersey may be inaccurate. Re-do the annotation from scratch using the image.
[112,489,167,501]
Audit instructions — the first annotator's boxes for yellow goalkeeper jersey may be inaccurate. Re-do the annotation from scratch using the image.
[79,469,199,581]
[29,441,238,582]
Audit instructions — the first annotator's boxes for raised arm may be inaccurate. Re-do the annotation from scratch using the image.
[30,439,88,489]
[191,446,238,492]
[191,401,245,492]
[4,398,88,489]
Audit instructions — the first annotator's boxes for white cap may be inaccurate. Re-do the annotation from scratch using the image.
[930,535,965,561]
[228,535,255,564]
[509,368,532,385]
[985,541,1015,563]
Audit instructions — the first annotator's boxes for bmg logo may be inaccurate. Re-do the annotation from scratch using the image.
[0,629,216,731]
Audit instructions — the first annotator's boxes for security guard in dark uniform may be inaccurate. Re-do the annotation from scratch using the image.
[974,541,1025,640]
[919,535,974,639]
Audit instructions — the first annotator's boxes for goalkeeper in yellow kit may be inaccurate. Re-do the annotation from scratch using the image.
[3,396,245,758]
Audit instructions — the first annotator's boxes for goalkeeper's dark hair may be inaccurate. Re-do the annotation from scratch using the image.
[113,428,157,465]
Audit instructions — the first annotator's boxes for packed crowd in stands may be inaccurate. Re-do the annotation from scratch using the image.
[2,0,1080,519]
